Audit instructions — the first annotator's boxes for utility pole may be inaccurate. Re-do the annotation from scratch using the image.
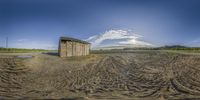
[6,37,8,48]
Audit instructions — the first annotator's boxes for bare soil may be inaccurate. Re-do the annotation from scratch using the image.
[1,51,200,100]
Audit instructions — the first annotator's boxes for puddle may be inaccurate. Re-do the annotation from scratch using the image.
[17,55,33,59]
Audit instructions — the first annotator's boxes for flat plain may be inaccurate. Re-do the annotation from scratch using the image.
[0,51,200,100]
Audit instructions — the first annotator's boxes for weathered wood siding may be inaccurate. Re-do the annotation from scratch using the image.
[59,40,90,57]
[72,42,76,56]
[59,41,67,57]
[66,41,73,57]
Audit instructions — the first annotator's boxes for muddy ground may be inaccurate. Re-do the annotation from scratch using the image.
[0,51,200,100]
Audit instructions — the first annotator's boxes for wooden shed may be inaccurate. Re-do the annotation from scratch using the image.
[58,37,90,57]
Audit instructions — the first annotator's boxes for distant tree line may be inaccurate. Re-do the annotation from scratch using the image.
[0,48,53,53]
[123,45,200,50]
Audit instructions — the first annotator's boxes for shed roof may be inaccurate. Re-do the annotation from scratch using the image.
[60,37,90,44]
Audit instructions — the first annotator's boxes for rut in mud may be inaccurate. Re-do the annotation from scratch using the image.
[64,53,200,99]
[1,51,200,99]
[0,57,28,99]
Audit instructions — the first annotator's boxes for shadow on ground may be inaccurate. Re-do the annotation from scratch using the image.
[42,52,59,56]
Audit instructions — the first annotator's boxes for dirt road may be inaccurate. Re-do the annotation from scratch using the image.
[0,51,200,100]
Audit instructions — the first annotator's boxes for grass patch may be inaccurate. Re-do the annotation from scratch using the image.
[0,48,56,53]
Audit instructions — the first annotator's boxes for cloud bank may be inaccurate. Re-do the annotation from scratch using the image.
[86,29,153,49]
[184,38,200,47]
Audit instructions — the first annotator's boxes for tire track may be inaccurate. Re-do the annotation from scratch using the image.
[0,58,28,99]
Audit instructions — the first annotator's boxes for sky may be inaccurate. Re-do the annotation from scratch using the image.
[0,0,200,49]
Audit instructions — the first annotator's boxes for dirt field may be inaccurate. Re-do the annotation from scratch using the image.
[1,51,200,100]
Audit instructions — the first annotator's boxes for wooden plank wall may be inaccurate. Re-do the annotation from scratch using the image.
[59,40,90,57]
[66,41,73,57]
[72,42,76,56]
[59,41,67,57]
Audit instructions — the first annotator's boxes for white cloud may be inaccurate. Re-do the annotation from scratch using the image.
[86,29,154,49]
[184,38,200,47]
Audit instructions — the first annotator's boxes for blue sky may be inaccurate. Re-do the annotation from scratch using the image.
[0,0,200,49]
